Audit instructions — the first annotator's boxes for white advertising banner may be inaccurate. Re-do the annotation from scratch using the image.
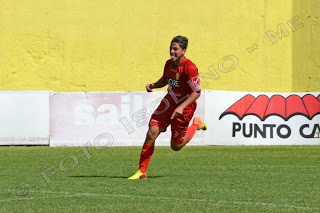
[204,91,320,145]
[50,91,205,146]
[0,91,50,145]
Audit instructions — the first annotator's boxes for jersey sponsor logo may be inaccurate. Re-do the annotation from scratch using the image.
[168,78,180,87]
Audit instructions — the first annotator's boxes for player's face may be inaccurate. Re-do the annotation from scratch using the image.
[170,42,186,65]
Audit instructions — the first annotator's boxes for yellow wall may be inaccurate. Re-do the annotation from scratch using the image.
[0,0,318,92]
[292,0,320,92]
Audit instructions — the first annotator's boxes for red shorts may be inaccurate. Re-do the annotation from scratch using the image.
[149,95,197,144]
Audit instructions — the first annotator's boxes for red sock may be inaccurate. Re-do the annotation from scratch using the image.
[185,124,199,142]
[139,144,155,173]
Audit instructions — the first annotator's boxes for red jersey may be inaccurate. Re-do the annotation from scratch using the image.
[161,57,201,105]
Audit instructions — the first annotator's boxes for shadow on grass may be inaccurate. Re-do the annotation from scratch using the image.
[69,175,165,179]
[108,175,165,179]
[69,175,107,178]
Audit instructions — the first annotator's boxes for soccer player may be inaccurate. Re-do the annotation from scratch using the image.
[128,35,207,179]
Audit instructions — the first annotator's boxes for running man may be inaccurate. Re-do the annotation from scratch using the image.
[128,35,207,179]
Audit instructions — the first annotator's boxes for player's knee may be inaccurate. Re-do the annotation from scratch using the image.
[146,130,158,141]
[170,142,182,151]
[171,146,181,151]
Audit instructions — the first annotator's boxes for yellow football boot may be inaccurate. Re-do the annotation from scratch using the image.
[128,170,147,180]
[193,117,207,130]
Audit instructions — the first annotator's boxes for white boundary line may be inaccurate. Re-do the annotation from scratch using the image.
[0,194,80,203]
[218,200,319,210]
[1,190,317,211]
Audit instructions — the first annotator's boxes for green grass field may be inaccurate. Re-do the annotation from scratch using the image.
[1,146,320,212]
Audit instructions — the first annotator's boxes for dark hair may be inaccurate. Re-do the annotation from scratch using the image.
[171,35,188,50]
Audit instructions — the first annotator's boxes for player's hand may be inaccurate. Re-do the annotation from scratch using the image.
[171,106,184,119]
[146,83,154,92]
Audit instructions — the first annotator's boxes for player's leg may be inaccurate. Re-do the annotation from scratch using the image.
[128,125,163,180]
[170,116,207,151]
[139,125,164,173]
[170,114,190,151]
[128,96,172,179]
[170,138,186,151]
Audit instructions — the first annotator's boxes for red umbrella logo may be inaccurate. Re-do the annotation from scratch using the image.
[219,94,320,121]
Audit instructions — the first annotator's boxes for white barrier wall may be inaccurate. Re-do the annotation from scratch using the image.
[0,91,50,145]
[205,91,320,145]
[0,90,319,146]
[50,92,205,146]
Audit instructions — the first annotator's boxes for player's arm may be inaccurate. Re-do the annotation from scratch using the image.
[146,78,168,92]
[170,91,200,119]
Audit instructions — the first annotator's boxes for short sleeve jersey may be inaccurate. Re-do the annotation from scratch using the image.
[161,57,201,103]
